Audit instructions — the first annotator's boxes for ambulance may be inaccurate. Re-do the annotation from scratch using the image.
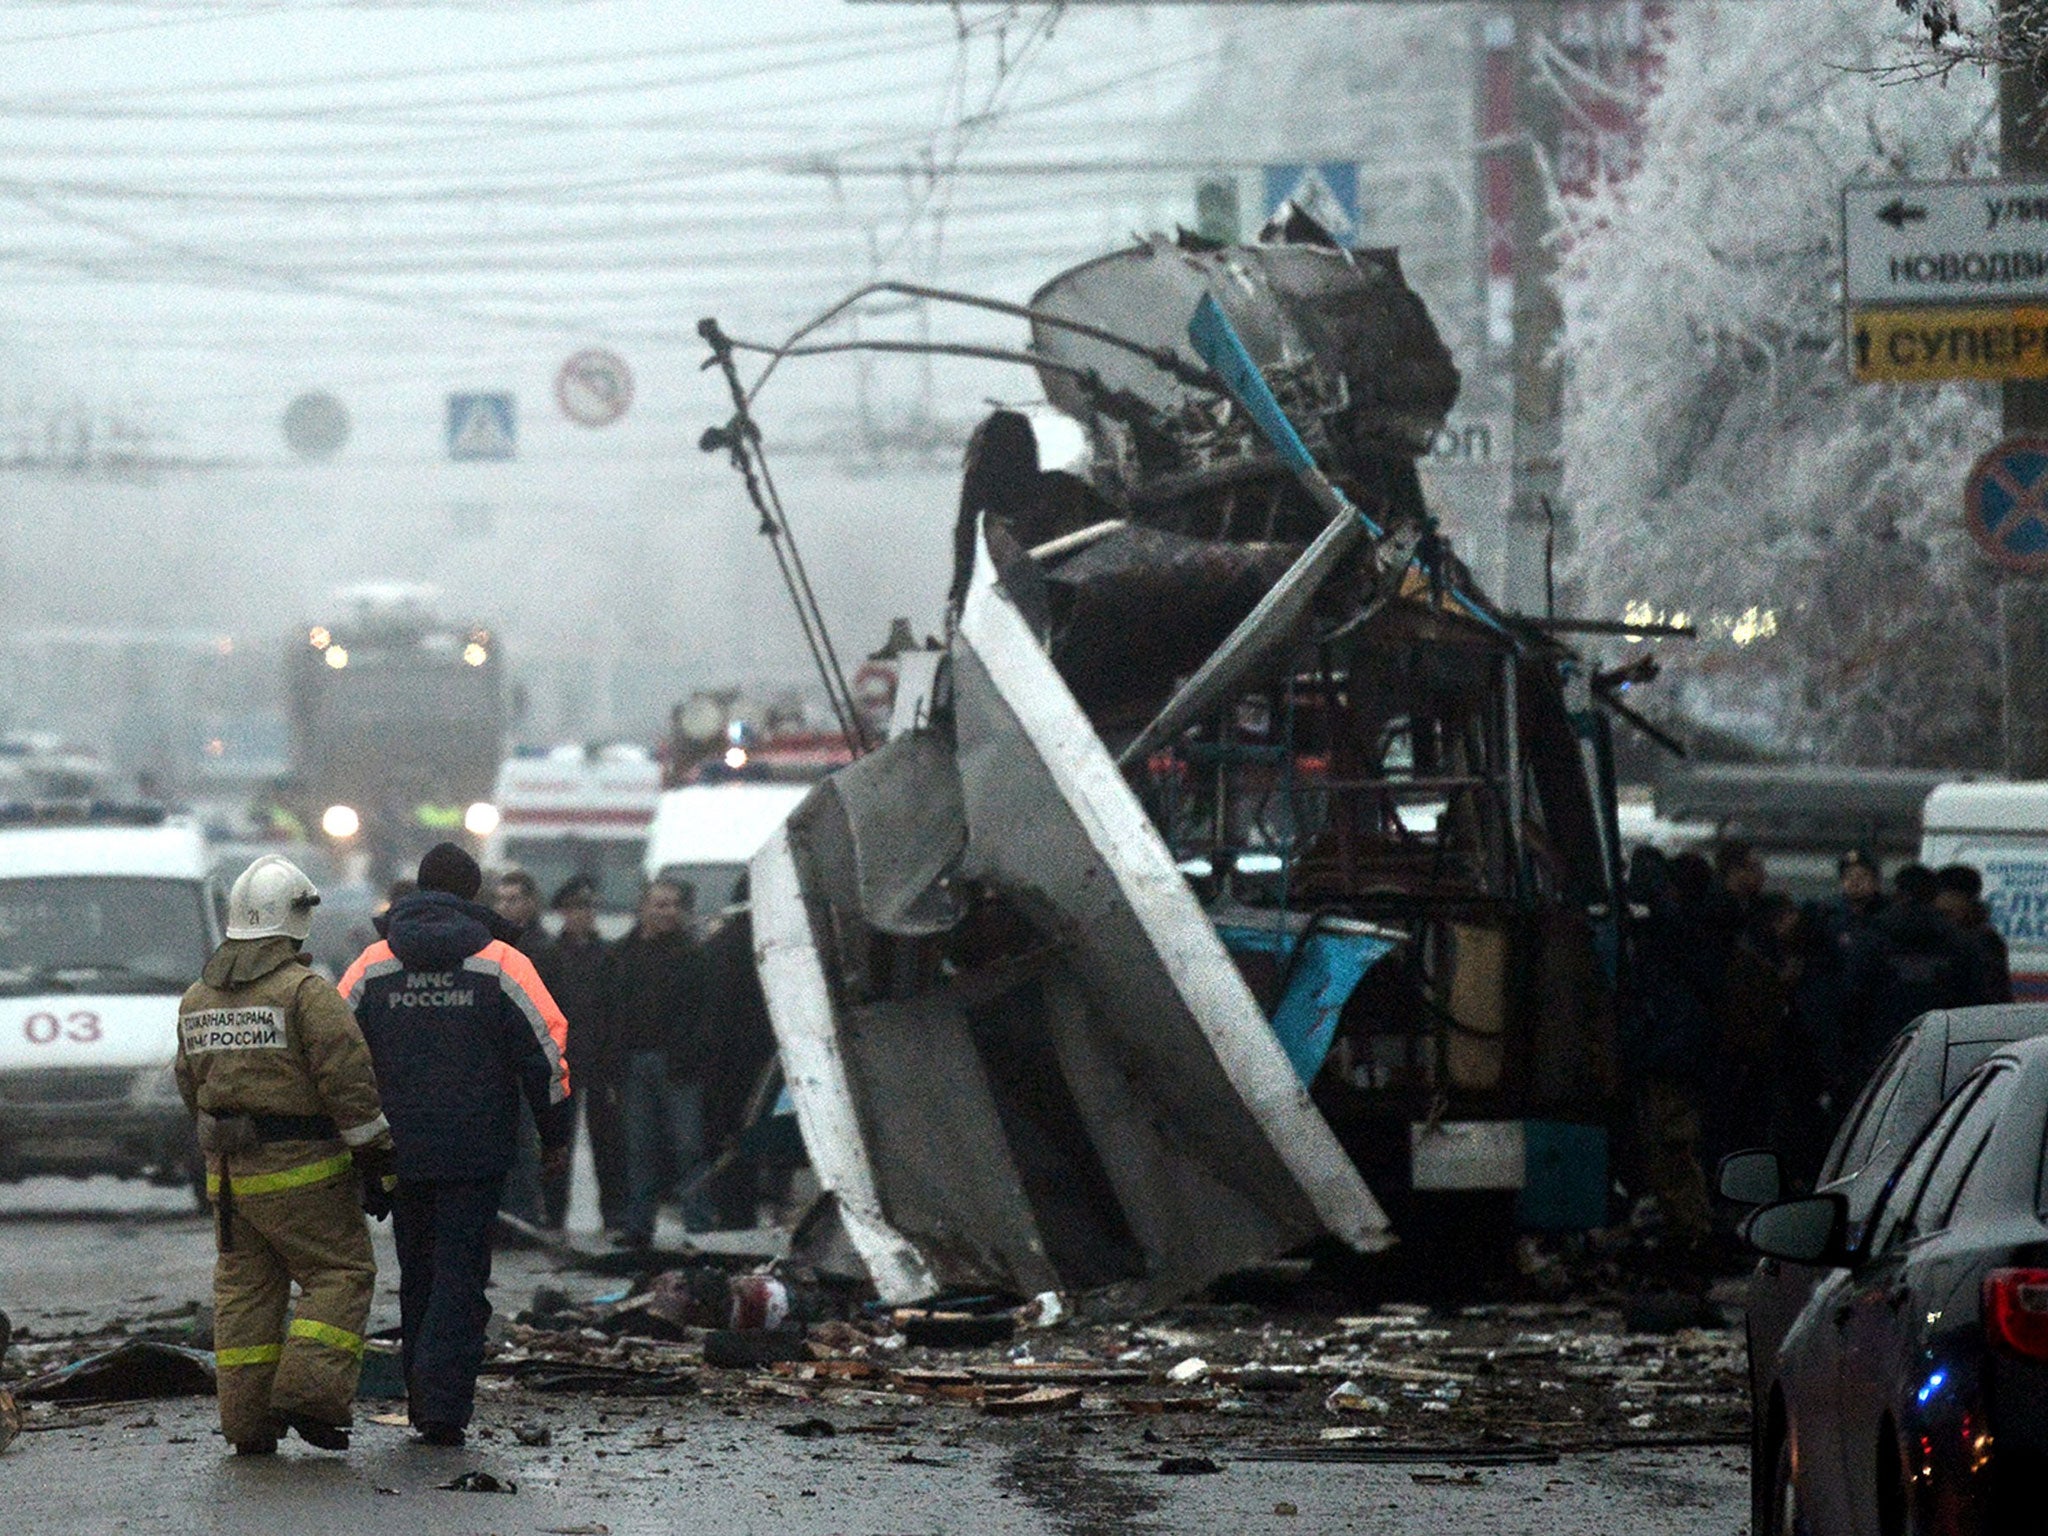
[480,743,662,935]
[0,804,219,1199]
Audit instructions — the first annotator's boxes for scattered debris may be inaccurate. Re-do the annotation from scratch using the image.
[1156,1455,1224,1476]
[1019,1292,1068,1329]
[1274,1501,1299,1517]
[898,1313,1016,1350]
[702,1330,810,1370]
[512,1420,554,1447]
[1621,1292,1725,1335]
[16,1342,215,1404]
[1166,1357,1209,1385]
[981,1387,1082,1418]
[1324,1381,1388,1415]
[436,1470,517,1493]
[357,1343,406,1400]
[779,1417,837,1439]
[0,1389,18,1455]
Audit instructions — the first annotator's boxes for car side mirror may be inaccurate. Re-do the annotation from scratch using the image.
[1742,1193,1848,1266]
[1717,1149,1784,1207]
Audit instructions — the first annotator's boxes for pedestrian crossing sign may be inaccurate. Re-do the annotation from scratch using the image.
[447,392,516,461]
[1263,163,1360,245]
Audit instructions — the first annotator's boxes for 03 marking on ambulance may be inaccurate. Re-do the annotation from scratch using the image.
[22,1010,99,1045]
[181,1007,287,1052]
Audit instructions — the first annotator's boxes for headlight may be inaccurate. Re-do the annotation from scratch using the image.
[322,803,361,839]
[463,801,500,837]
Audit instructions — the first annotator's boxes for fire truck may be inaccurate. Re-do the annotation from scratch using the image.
[288,584,504,882]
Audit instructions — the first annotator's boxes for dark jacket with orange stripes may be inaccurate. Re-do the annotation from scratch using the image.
[338,891,571,1183]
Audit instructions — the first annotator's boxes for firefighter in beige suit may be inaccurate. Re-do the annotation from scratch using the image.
[176,855,395,1455]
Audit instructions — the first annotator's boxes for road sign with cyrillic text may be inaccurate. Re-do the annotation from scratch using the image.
[1844,180,2048,306]
[1848,304,2048,385]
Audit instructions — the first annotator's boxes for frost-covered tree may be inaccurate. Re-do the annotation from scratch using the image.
[1890,0,2040,71]
[1560,0,2002,766]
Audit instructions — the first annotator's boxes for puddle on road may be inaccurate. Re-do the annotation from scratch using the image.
[1000,1446,1161,1536]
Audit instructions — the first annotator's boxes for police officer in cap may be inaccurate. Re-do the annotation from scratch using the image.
[177,854,396,1455]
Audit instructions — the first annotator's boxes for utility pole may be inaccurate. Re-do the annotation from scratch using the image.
[1498,0,1565,617]
[2002,0,2048,777]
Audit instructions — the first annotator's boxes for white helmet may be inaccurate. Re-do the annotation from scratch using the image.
[225,855,322,942]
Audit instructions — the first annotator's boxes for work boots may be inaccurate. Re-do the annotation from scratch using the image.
[280,1412,350,1451]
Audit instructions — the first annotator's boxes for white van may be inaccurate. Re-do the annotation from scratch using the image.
[1921,781,2048,1001]
[0,807,219,1197]
[643,784,810,917]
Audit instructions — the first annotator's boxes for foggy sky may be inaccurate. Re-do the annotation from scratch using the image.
[0,3,1479,745]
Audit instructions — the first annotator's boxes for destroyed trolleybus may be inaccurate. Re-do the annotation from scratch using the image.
[717,225,1631,1302]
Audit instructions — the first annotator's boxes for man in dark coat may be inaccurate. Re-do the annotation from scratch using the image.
[1935,864,2014,1005]
[1622,847,1718,1268]
[1839,863,1982,1089]
[534,877,625,1230]
[492,869,565,1229]
[693,877,780,1229]
[602,878,710,1246]
[339,843,570,1447]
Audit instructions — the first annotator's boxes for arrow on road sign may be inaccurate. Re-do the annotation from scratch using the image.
[1878,197,1929,230]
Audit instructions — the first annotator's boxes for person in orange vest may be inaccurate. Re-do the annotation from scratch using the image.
[339,843,569,1447]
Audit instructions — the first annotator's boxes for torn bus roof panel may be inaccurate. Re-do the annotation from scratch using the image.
[1029,236,1460,475]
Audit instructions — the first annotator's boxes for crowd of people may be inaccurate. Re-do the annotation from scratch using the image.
[1623,839,2012,1269]
[484,866,777,1248]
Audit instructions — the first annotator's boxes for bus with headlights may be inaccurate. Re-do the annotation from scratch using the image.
[288,584,504,883]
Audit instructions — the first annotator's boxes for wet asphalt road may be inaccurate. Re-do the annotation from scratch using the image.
[0,1178,1751,1534]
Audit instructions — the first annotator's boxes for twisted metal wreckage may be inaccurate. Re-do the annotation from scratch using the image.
[701,220,1652,1308]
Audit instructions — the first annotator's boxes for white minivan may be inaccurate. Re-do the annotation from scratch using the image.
[0,806,220,1198]
[643,783,809,916]
[1921,781,2048,1001]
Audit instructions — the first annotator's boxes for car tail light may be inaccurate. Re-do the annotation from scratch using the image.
[1983,1269,2048,1360]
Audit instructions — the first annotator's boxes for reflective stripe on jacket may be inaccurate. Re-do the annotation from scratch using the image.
[339,891,571,1182]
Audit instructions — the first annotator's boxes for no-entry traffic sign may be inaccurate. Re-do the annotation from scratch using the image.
[1965,438,2048,574]
[555,348,633,428]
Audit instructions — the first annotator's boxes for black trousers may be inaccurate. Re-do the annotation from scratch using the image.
[391,1176,504,1429]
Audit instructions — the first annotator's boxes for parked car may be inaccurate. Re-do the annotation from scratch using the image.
[1743,1033,2048,1534]
[1720,1004,2048,1536]
[0,804,220,1203]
